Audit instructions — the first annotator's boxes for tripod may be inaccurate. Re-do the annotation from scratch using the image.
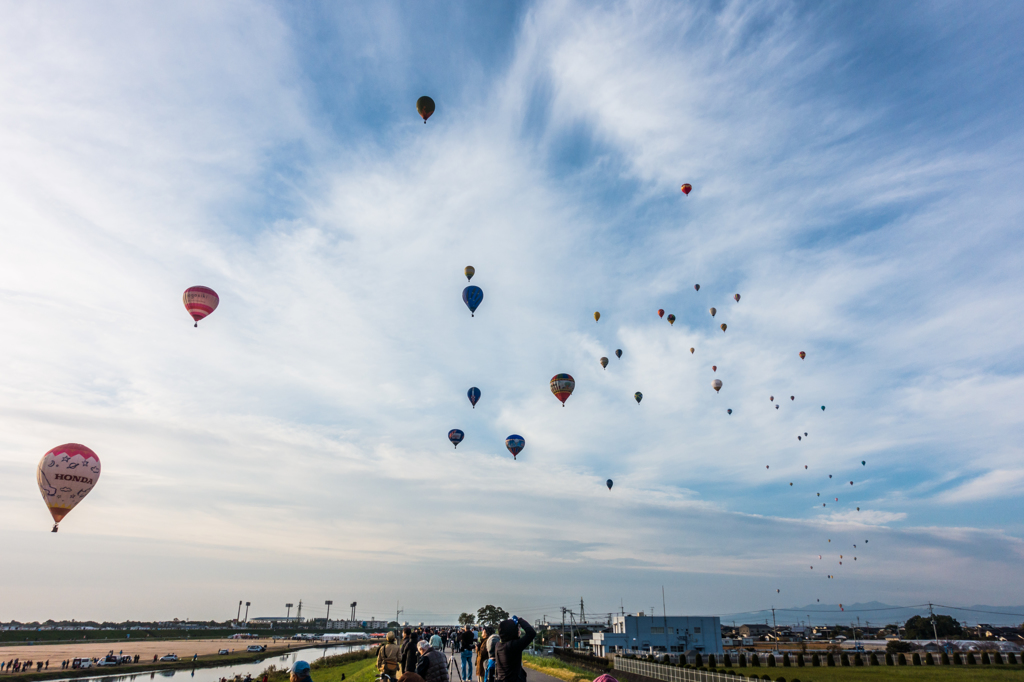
[446,652,465,682]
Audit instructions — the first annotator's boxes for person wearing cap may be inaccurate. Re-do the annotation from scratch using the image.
[376,632,402,681]
[494,617,536,682]
[290,661,312,682]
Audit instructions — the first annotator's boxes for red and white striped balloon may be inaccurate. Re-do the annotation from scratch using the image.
[183,286,219,327]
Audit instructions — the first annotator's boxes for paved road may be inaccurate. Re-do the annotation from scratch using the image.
[442,651,565,682]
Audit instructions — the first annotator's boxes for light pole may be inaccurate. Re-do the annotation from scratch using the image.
[326,601,333,625]
[286,603,294,620]
[237,601,243,623]
[245,602,251,623]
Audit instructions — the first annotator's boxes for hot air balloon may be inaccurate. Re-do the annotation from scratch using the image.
[791,396,795,401]
[817,493,820,496]
[657,309,664,318]
[789,482,793,486]
[594,311,601,322]
[712,365,717,372]
[798,436,802,441]
[505,434,525,459]
[805,465,808,469]
[634,392,643,404]
[734,294,741,302]
[770,396,774,401]
[465,266,475,282]
[799,351,806,360]
[606,479,613,490]
[37,443,100,532]
[689,348,695,354]
[857,507,860,511]
[821,406,826,411]
[467,387,481,409]
[448,429,464,448]
[615,349,622,358]
[862,460,866,466]
[681,183,692,195]
[694,284,700,291]
[462,286,483,316]
[709,307,717,317]
[183,286,219,328]
[829,475,832,479]
[712,379,722,393]
[416,96,435,123]
[720,323,727,332]
[766,465,770,469]
[667,314,675,325]
[849,481,853,485]
[550,374,575,406]
[600,357,609,369]
[727,409,732,414]
[805,432,808,436]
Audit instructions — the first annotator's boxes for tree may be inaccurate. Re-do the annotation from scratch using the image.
[458,613,476,626]
[903,615,961,640]
[886,640,912,654]
[477,605,509,628]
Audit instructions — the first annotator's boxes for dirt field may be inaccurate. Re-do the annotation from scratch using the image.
[0,638,304,664]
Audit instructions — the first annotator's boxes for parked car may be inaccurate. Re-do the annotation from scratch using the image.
[72,658,92,669]
[96,656,119,667]
[120,656,134,664]
[218,649,230,655]
[159,654,178,662]
[246,645,266,653]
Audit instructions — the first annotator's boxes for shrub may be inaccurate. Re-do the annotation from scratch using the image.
[782,653,790,667]
[796,654,805,667]
[854,653,863,666]
[912,653,921,666]
[825,653,835,667]
[967,653,977,665]
[869,653,879,666]
[708,654,717,667]
[886,640,913,654]
[994,653,1004,664]
[767,655,776,667]
[811,654,819,667]
[884,653,893,666]
[841,653,850,667]
[751,654,760,667]
[925,653,934,665]
[739,654,747,667]
[898,653,907,665]
[728,671,736,676]
[941,652,950,665]
[694,653,702,667]
[982,652,991,665]
[1009,653,1018,664]
[953,652,963,665]
[775,677,786,682]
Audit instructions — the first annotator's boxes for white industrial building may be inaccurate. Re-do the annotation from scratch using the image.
[591,614,723,656]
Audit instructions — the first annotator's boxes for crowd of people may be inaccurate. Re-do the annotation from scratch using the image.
[290,616,538,682]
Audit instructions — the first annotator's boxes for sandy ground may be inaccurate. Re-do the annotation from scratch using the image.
[0,638,305,664]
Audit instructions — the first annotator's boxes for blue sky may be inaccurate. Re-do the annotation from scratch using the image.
[1,0,1023,625]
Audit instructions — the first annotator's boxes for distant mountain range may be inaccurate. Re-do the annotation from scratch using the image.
[719,601,1024,627]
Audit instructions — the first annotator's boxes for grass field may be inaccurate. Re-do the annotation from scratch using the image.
[702,664,1024,681]
[264,652,377,682]
[523,654,601,682]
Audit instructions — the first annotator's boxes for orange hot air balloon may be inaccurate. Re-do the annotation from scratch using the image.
[681,183,692,195]
[689,348,695,354]
[734,293,741,302]
[712,365,717,372]
[799,351,806,359]
[594,311,601,322]
[667,314,675,325]
[550,373,575,406]
[720,323,727,332]
[183,286,219,327]
[657,309,664,318]
[709,307,717,317]
[37,443,101,532]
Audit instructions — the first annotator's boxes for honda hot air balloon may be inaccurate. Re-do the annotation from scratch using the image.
[550,374,575,406]
[615,349,622,358]
[594,311,601,322]
[417,96,435,123]
[465,266,475,282]
[37,443,101,532]
[657,309,664,318]
[467,387,481,409]
[448,429,464,449]
[634,392,643,404]
[712,379,722,393]
[606,479,613,490]
[462,286,483,316]
[666,314,675,325]
[183,286,219,328]
[600,357,608,369]
[505,434,525,459]
[681,183,692,195]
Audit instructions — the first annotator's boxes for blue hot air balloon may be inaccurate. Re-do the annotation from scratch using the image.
[448,429,464,449]
[505,434,525,459]
[606,479,613,490]
[467,387,481,408]
[463,286,483,316]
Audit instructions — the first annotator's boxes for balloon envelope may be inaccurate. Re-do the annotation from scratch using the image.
[615,349,622,358]
[681,183,692,195]
[467,387,481,408]
[634,392,643,403]
[667,314,675,325]
[550,374,575,405]
[821,405,826,411]
[606,479,613,490]
[183,286,219,327]
[712,365,717,372]
[727,408,732,414]
[505,434,525,459]
[600,357,608,369]
[712,379,722,393]
[690,347,695,354]
[720,323,727,332]
[734,293,741,302]
[464,266,475,281]
[37,443,100,527]
[694,284,700,291]
[448,429,464,448]
[594,311,601,322]
[799,351,806,359]
[462,286,484,316]
[657,309,664,318]
[709,307,716,317]
[416,96,435,122]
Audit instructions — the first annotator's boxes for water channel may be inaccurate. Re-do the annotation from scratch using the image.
[36,644,371,682]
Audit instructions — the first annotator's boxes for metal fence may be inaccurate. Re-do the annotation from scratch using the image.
[613,656,749,682]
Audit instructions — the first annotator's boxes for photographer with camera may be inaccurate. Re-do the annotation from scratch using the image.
[494,616,536,682]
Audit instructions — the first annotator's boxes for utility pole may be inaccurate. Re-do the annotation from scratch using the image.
[325,601,333,624]
[396,601,404,626]
[620,599,625,617]
[662,586,670,654]
[245,602,251,623]
[286,603,294,620]
[237,601,243,623]
[929,603,939,642]
[297,600,303,622]
[561,608,566,648]
[580,598,585,625]
[772,608,778,652]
